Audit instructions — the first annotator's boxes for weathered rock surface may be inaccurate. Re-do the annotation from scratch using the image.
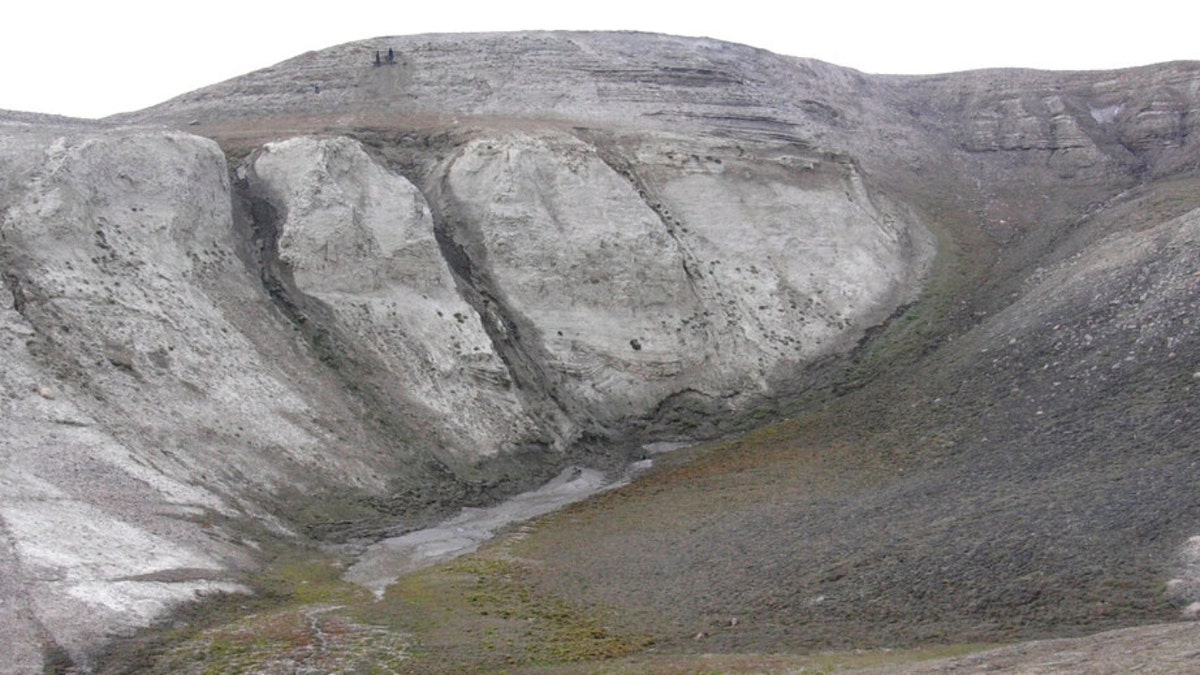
[247,135,539,464]
[235,121,932,454]
[0,120,262,670]
[433,129,931,427]
[2,31,1200,670]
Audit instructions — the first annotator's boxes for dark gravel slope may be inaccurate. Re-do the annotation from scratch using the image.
[510,168,1200,653]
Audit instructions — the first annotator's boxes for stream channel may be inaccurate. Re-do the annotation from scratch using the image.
[343,442,689,597]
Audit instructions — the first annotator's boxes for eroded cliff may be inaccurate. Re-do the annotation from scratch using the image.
[0,52,933,669]
[3,32,1200,671]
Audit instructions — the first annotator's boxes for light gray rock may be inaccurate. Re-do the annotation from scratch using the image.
[236,127,932,470]
[249,136,544,460]
[0,122,262,664]
[441,131,708,415]
[627,134,933,367]
[438,129,933,422]
[0,122,469,666]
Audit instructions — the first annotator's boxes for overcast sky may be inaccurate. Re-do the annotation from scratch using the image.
[4,1,1198,119]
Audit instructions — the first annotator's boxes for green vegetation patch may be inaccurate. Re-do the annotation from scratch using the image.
[360,535,655,672]
[146,605,410,675]
[98,551,409,674]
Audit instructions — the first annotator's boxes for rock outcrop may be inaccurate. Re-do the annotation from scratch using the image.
[246,135,538,465]
[0,121,261,667]
[0,42,935,667]
[2,31,1200,670]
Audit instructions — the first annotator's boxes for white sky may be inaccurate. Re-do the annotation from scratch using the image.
[3,1,1198,119]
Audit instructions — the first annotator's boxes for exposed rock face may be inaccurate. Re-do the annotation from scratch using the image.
[434,130,930,424]
[2,31,1200,669]
[440,131,708,418]
[0,122,260,668]
[240,127,931,454]
[248,136,537,463]
[126,32,866,140]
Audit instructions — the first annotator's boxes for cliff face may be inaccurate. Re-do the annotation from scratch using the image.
[0,123,266,668]
[3,33,1200,669]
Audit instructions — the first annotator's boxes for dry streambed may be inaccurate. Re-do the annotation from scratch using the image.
[342,441,692,597]
[343,466,618,597]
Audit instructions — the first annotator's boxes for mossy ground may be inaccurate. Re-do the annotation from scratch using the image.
[98,529,996,674]
[95,552,408,674]
[358,534,656,672]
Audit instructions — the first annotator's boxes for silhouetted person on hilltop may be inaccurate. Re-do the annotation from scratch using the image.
[374,51,382,67]
[387,48,395,64]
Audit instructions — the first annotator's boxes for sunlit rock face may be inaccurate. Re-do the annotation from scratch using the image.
[0,123,265,667]
[439,131,707,416]
[239,128,932,458]
[437,130,931,422]
[248,136,541,462]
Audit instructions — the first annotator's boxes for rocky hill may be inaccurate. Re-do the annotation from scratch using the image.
[2,32,1200,672]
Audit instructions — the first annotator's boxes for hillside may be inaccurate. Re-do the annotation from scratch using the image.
[2,32,1200,672]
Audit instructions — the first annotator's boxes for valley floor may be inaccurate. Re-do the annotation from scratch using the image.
[93,403,1199,672]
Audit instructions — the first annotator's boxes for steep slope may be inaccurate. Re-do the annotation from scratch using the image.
[3,32,1200,671]
[0,117,500,668]
[504,177,1200,655]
